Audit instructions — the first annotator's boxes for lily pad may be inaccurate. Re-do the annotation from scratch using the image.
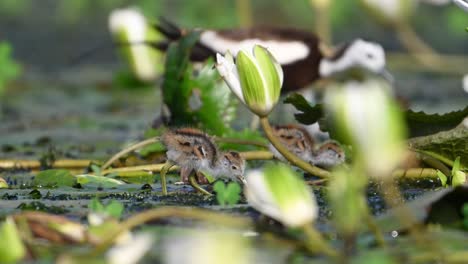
[284,93,467,137]
[75,174,125,189]
[409,126,468,169]
[34,169,76,188]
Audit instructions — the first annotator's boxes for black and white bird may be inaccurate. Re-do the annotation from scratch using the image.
[151,19,388,93]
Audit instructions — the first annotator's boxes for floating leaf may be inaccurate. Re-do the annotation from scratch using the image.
[409,127,467,169]
[76,174,125,189]
[405,106,468,137]
[213,181,241,206]
[34,169,76,188]
[285,93,467,138]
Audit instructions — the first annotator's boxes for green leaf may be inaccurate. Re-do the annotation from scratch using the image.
[213,181,241,206]
[105,200,124,219]
[452,171,467,187]
[409,126,468,169]
[0,177,8,188]
[89,197,105,213]
[437,170,448,187]
[90,164,101,175]
[76,174,125,189]
[162,31,201,126]
[34,169,76,188]
[0,218,25,264]
[285,93,467,138]
[453,156,461,174]
[283,93,324,125]
[405,106,468,137]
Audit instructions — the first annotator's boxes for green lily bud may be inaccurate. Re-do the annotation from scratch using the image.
[109,8,162,82]
[0,218,26,263]
[245,163,318,227]
[324,79,407,178]
[216,45,283,117]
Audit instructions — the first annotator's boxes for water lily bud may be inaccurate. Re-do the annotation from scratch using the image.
[109,8,162,82]
[163,229,251,264]
[324,79,407,178]
[216,45,283,117]
[453,0,468,11]
[0,217,26,263]
[245,163,318,227]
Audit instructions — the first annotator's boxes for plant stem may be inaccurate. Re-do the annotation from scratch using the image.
[0,159,93,169]
[309,0,331,45]
[394,22,443,70]
[260,117,330,178]
[214,137,268,148]
[240,150,274,160]
[89,207,252,257]
[236,0,252,27]
[365,213,386,248]
[101,164,179,175]
[189,173,212,196]
[302,224,339,258]
[392,168,440,180]
[101,137,160,170]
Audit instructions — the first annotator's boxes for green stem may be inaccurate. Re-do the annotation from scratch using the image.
[89,207,252,257]
[214,137,268,148]
[414,149,457,169]
[302,224,339,258]
[392,168,439,180]
[240,150,274,160]
[365,213,386,248]
[160,162,174,195]
[260,117,330,178]
[101,164,179,175]
[189,173,212,196]
[0,159,93,169]
[101,137,160,170]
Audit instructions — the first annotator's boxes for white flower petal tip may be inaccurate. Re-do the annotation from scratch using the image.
[244,164,318,228]
[462,74,468,94]
[215,45,283,117]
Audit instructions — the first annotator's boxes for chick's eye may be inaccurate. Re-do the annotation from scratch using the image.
[231,165,238,170]
[366,53,374,59]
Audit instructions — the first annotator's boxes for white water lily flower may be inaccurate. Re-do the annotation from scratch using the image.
[324,79,406,178]
[106,233,153,264]
[216,45,283,117]
[245,164,318,228]
[453,0,468,11]
[109,8,159,82]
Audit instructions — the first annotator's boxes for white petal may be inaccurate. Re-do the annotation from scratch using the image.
[216,53,245,104]
[244,170,284,222]
[453,0,468,11]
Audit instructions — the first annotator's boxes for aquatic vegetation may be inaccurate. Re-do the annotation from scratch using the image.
[0,2,467,263]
